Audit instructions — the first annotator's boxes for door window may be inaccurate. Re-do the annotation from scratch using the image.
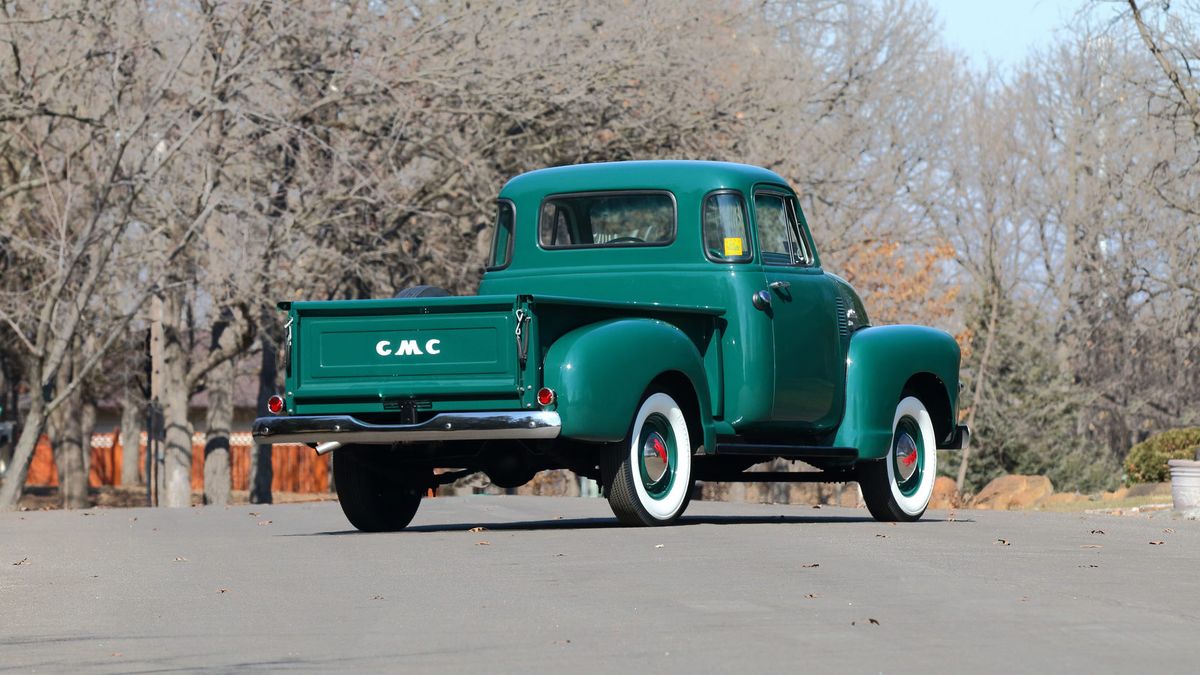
[754,192,812,266]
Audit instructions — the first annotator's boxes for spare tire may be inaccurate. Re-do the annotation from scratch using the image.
[395,285,451,298]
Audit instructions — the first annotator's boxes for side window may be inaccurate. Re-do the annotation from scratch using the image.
[539,202,573,246]
[754,192,811,265]
[702,192,751,262]
[488,201,515,269]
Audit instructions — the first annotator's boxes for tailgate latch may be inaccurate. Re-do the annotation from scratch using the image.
[514,309,530,367]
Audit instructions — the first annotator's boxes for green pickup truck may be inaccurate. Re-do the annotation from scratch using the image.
[253,161,967,530]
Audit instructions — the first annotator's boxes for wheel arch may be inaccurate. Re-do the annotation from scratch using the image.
[834,325,961,460]
[544,318,714,451]
[902,372,954,447]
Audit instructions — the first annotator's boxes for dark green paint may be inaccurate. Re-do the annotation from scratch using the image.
[832,325,961,459]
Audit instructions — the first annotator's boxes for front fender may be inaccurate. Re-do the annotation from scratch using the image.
[544,318,714,451]
[833,325,961,460]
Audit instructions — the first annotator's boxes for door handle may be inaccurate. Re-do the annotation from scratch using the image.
[768,280,790,291]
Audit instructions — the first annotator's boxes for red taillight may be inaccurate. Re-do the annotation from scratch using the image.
[536,387,556,406]
[267,395,285,415]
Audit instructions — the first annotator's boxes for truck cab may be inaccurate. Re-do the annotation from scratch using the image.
[254,161,968,530]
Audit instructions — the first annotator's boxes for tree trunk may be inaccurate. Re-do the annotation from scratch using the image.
[47,355,89,509]
[203,322,236,506]
[161,289,194,508]
[250,337,276,504]
[80,397,96,486]
[54,394,89,509]
[119,379,144,487]
[956,289,1001,493]
[0,395,46,510]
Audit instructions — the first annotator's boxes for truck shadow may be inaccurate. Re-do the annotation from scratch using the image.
[294,512,966,535]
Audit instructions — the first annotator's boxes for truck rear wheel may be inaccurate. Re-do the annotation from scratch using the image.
[333,446,428,532]
[858,396,938,522]
[607,391,694,526]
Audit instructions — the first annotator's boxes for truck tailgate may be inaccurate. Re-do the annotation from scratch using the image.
[289,296,523,411]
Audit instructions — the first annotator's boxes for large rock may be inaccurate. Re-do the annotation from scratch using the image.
[928,476,962,509]
[970,474,1054,510]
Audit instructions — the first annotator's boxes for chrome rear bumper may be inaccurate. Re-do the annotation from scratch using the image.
[252,411,561,454]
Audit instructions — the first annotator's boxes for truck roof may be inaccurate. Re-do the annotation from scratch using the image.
[499,160,790,200]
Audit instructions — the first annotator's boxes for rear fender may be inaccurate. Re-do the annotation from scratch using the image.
[833,325,961,460]
[543,318,714,451]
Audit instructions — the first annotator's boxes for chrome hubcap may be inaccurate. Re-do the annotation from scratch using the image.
[894,432,919,482]
[642,432,670,483]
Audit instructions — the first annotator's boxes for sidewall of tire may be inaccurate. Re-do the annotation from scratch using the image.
[629,393,693,521]
[886,396,937,517]
[608,391,694,526]
[333,447,423,532]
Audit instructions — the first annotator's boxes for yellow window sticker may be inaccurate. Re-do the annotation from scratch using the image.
[723,237,744,257]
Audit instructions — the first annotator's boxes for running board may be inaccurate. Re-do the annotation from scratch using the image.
[713,444,858,461]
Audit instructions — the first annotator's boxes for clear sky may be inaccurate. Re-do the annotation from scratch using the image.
[927,0,1088,69]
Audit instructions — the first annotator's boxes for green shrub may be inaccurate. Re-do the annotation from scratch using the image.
[1124,428,1200,484]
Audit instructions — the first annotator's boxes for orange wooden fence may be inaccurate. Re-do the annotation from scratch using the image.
[25,430,329,494]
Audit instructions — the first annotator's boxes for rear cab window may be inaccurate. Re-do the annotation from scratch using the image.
[538,191,675,249]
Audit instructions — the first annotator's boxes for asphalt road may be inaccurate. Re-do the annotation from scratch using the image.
[2,496,1198,673]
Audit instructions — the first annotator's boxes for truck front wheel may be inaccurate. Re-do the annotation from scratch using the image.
[333,446,428,532]
[858,396,938,522]
[607,391,694,526]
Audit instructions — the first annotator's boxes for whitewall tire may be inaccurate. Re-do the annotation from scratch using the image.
[607,391,694,526]
[859,396,937,522]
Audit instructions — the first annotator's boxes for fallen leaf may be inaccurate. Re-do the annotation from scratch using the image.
[655,544,665,549]
[111,652,123,657]
[1149,541,1164,545]
[1079,544,1102,549]
[248,512,259,517]
[468,527,486,533]
[994,539,1011,546]
[129,517,138,522]
[476,541,490,546]
[174,556,188,562]
[1090,529,1105,535]
[802,563,820,568]
[257,520,272,526]
[12,557,29,566]
[868,618,880,625]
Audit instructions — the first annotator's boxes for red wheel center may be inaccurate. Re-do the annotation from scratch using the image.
[651,436,667,463]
